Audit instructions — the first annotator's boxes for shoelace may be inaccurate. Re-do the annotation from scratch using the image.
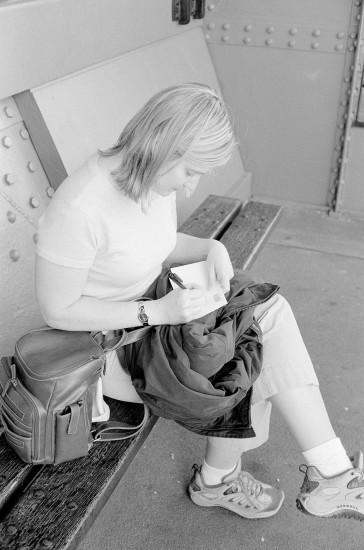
[229,472,263,500]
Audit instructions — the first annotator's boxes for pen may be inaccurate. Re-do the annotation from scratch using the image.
[168,270,187,290]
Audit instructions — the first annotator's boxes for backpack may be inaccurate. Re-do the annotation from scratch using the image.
[0,326,150,464]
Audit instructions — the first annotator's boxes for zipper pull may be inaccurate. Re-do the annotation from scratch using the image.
[1,364,17,397]
[10,363,17,386]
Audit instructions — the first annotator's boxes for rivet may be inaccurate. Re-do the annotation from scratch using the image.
[33,233,39,244]
[66,501,78,510]
[30,196,40,208]
[338,123,345,129]
[5,525,17,535]
[20,129,29,140]
[311,42,320,49]
[335,44,343,51]
[348,46,355,52]
[7,211,16,223]
[337,32,345,39]
[266,26,275,33]
[350,32,357,39]
[312,29,321,37]
[27,161,36,172]
[39,539,53,548]
[344,76,351,83]
[356,14,361,21]
[0,474,7,482]
[4,173,15,185]
[9,249,20,262]
[2,136,12,148]
[265,38,274,46]
[355,0,361,5]
[46,186,55,198]
[4,106,14,118]
[33,489,45,498]
[243,37,251,44]
[244,24,252,32]
[341,100,348,107]
[222,35,230,42]
[289,28,298,35]
[207,3,215,10]
[288,40,296,47]
[207,23,215,30]
[222,23,230,30]
[205,33,210,40]
[335,145,342,151]
[350,65,355,71]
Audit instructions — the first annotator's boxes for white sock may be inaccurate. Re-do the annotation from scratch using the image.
[302,437,352,477]
[200,460,237,486]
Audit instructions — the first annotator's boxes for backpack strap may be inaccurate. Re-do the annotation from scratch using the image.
[92,404,149,442]
[92,325,153,353]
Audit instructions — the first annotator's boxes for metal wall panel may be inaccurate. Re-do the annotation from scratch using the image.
[342,128,364,212]
[0,0,203,100]
[204,0,361,210]
[0,98,52,355]
[30,29,251,224]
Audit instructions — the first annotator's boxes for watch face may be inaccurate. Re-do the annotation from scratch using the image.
[138,303,149,325]
[138,311,149,323]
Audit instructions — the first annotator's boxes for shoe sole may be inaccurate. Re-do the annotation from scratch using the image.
[189,488,284,519]
[296,498,364,521]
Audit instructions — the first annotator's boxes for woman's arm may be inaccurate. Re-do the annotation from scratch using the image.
[35,255,206,331]
[164,233,234,293]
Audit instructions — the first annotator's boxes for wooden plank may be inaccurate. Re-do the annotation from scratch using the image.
[178,194,242,238]
[220,201,282,270]
[0,440,36,518]
[0,399,158,550]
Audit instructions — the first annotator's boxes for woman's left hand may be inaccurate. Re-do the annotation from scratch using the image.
[206,240,234,294]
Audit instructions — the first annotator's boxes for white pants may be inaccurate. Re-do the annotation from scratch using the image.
[95,294,319,449]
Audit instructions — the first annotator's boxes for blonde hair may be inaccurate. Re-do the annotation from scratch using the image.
[98,83,235,206]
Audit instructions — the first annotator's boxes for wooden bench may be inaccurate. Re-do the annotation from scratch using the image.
[0,195,281,550]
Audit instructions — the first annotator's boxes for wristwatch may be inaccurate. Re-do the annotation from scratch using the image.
[137,301,149,326]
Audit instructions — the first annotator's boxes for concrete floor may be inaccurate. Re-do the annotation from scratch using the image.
[78,204,364,550]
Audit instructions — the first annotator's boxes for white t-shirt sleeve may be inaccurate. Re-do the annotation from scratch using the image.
[37,200,97,268]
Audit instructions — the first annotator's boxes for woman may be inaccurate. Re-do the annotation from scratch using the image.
[36,83,363,521]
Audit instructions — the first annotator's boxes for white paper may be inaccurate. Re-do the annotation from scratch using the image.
[170,261,227,316]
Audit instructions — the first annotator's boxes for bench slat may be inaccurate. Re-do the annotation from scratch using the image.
[220,201,282,270]
[0,442,35,515]
[178,194,242,239]
[0,400,156,550]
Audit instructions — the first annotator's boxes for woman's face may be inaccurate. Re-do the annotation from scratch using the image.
[153,160,209,198]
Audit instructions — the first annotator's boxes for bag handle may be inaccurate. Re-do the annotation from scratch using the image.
[92,404,149,442]
[93,325,153,353]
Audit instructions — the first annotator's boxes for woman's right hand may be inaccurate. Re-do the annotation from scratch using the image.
[149,286,207,325]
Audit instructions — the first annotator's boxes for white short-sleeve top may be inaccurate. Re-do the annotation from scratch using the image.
[37,154,177,301]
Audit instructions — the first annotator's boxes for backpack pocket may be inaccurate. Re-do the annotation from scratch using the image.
[53,399,93,464]
[0,361,46,463]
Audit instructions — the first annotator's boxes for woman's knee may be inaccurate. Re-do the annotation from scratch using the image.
[255,293,294,325]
